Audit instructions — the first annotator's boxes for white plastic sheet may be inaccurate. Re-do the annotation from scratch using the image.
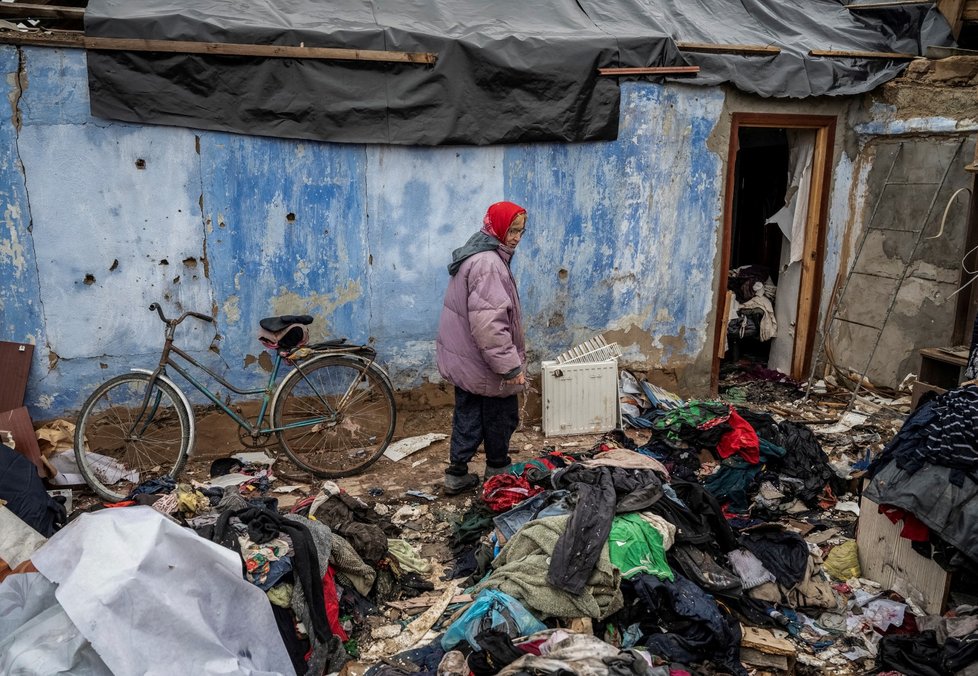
[0,572,112,676]
[31,506,297,676]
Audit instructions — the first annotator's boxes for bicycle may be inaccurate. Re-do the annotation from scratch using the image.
[74,302,397,502]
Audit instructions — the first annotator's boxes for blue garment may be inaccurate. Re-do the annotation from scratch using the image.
[255,555,294,591]
[492,490,572,540]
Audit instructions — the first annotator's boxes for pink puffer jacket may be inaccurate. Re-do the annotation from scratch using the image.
[436,248,525,397]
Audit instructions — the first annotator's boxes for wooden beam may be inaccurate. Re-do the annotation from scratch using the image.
[847,0,935,8]
[937,0,967,38]
[676,42,781,56]
[0,30,85,48]
[0,3,84,20]
[81,37,437,64]
[809,48,918,59]
[0,30,437,64]
[597,65,699,76]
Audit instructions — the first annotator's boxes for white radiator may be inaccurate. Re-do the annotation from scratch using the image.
[542,359,619,436]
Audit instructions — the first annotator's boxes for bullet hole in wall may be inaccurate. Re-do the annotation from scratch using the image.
[135,159,146,169]
[286,213,296,223]
[83,274,95,285]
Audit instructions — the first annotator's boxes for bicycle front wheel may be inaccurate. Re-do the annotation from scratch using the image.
[273,355,396,477]
[74,373,191,502]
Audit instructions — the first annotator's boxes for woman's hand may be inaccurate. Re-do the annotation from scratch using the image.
[503,372,526,386]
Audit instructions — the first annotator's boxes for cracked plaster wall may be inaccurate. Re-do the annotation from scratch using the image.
[2,44,974,418]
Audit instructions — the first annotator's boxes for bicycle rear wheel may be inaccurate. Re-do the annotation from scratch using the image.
[273,354,396,477]
[74,373,191,502]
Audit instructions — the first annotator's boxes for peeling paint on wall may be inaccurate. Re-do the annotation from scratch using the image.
[0,204,26,274]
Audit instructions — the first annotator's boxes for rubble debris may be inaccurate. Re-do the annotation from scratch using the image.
[2,364,977,676]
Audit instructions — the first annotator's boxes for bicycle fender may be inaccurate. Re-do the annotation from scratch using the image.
[129,368,197,457]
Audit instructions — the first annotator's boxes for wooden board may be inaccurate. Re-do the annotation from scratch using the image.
[963,0,978,21]
[0,342,33,413]
[857,493,950,615]
[741,626,796,674]
[0,407,44,476]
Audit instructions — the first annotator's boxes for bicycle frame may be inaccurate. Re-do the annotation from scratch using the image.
[127,325,379,443]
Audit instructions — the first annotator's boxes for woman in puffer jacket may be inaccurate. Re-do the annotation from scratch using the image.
[436,201,528,495]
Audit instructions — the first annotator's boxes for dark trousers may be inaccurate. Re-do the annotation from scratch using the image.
[447,386,518,475]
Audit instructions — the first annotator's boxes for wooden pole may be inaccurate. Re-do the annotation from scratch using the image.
[808,49,918,59]
[597,65,700,76]
[676,42,781,56]
[0,3,84,20]
[81,37,437,64]
[0,30,437,64]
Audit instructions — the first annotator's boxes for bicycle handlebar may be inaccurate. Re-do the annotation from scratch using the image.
[149,303,215,326]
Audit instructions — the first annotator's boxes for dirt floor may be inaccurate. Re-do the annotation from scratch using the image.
[177,395,642,568]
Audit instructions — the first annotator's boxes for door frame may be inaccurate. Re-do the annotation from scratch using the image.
[711,113,837,391]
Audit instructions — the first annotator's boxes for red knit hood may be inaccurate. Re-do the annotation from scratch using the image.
[482,201,526,242]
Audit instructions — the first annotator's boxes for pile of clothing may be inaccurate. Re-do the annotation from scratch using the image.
[0,463,438,676]
[865,384,978,569]
[407,406,850,676]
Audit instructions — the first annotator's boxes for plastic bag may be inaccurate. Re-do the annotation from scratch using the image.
[822,540,861,581]
[440,588,546,651]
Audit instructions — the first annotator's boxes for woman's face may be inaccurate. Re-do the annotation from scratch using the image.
[505,213,527,248]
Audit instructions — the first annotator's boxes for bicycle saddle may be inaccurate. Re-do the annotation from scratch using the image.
[259,315,314,332]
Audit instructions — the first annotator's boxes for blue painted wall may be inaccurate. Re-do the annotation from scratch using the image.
[8,45,963,417]
[0,45,736,418]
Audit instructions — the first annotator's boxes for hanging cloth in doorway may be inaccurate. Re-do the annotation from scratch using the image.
[769,131,816,265]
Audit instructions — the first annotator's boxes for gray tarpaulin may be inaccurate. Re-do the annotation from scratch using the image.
[84,0,952,146]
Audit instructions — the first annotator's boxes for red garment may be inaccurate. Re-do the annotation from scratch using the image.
[716,408,760,464]
[321,565,349,641]
[482,201,526,242]
[878,505,930,542]
[481,474,542,512]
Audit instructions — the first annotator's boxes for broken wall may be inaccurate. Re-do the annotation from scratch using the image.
[827,59,978,389]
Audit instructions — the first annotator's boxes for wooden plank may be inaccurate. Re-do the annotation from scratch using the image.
[0,342,33,413]
[717,291,733,359]
[676,42,781,56]
[0,407,45,476]
[82,37,437,64]
[741,626,797,656]
[598,66,699,76]
[385,593,471,612]
[808,49,917,60]
[857,493,950,615]
[0,3,84,20]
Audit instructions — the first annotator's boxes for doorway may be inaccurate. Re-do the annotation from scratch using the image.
[712,114,836,390]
